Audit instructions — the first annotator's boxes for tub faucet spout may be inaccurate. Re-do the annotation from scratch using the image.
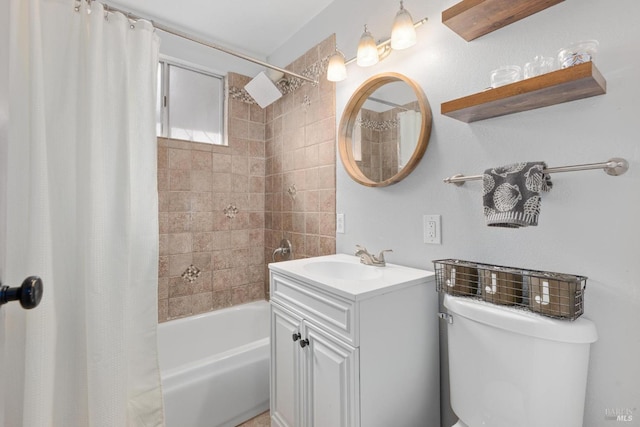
[272,239,293,262]
[355,245,392,267]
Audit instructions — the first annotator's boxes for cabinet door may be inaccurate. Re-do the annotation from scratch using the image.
[271,304,304,427]
[302,321,360,427]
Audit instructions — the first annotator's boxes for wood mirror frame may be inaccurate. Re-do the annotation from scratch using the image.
[338,72,432,187]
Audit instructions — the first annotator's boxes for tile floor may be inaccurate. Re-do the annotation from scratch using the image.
[237,411,270,426]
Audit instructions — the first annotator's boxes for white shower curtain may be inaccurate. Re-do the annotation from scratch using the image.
[2,0,164,425]
[397,110,421,169]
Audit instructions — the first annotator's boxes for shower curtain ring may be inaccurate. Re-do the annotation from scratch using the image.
[74,0,81,12]
[104,5,109,21]
[127,13,135,29]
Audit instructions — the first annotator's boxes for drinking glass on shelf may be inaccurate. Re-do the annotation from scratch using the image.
[524,55,555,78]
[490,65,521,88]
[557,40,599,68]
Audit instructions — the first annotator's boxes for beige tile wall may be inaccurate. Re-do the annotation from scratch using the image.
[157,72,267,322]
[356,109,380,181]
[264,35,337,274]
[157,36,337,321]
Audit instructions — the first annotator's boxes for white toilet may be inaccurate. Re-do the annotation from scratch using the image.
[444,294,597,427]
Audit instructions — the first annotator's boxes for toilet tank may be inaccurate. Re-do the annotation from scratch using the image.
[444,294,597,427]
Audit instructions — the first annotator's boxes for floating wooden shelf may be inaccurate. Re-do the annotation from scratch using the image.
[441,62,606,123]
[442,0,564,41]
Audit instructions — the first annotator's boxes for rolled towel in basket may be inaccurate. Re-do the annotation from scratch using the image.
[483,162,552,228]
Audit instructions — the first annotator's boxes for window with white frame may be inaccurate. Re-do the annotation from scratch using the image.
[156,59,227,145]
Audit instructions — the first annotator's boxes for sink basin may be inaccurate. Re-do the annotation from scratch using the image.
[303,260,383,281]
[269,254,435,300]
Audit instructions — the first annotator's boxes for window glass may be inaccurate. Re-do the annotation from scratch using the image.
[155,64,163,136]
[167,64,224,145]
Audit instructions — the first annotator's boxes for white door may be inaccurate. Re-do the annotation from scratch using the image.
[271,303,304,427]
[303,320,360,427]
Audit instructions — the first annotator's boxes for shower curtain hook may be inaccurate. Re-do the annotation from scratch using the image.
[85,0,92,14]
[74,0,81,12]
[104,4,109,21]
[127,13,135,29]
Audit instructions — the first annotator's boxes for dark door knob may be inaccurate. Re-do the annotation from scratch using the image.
[299,338,309,348]
[0,276,43,309]
[292,332,301,342]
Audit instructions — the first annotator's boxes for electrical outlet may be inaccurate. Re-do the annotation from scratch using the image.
[336,213,345,234]
[423,214,441,244]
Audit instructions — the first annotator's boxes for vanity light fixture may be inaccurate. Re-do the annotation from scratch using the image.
[391,1,417,50]
[327,49,347,82]
[327,2,427,82]
[357,25,380,67]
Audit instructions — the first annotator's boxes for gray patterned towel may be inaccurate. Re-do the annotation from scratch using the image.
[483,162,552,228]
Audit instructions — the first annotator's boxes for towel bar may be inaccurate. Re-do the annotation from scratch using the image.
[444,157,628,186]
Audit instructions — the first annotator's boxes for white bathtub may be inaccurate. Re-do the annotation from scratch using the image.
[158,300,270,427]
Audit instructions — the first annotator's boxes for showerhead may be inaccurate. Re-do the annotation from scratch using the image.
[244,71,283,108]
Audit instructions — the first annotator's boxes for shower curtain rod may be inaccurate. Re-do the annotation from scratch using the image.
[102,3,318,84]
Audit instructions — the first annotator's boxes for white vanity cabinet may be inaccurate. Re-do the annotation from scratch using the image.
[271,303,359,427]
[269,254,440,427]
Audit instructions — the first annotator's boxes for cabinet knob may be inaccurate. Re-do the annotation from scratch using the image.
[299,338,309,348]
[292,332,301,342]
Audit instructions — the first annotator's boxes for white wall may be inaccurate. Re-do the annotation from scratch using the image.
[271,0,640,425]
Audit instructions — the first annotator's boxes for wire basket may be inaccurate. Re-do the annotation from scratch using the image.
[433,259,587,320]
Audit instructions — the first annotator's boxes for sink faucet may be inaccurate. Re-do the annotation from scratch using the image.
[355,245,392,267]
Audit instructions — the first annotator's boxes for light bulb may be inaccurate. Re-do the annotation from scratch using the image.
[357,25,379,67]
[327,50,347,82]
[391,1,417,50]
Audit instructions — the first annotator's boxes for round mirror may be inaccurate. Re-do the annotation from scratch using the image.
[338,73,432,187]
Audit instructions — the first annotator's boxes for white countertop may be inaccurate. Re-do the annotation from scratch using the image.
[268,253,435,301]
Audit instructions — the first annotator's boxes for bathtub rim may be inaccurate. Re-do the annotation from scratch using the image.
[158,299,269,328]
